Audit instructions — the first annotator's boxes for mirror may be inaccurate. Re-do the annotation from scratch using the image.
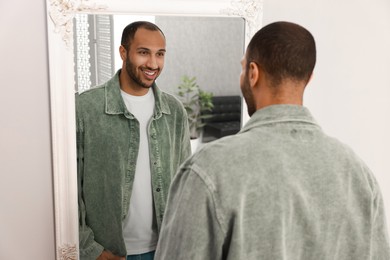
[45,0,263,259]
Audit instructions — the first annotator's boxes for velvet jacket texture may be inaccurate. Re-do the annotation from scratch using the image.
[76,70,191,259]
[156,105,390,260]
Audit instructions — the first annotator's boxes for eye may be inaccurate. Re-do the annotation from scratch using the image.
[138,50,149,56]
[157,52,165,57]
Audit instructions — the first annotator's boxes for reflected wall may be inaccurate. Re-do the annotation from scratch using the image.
[156,16,245,96]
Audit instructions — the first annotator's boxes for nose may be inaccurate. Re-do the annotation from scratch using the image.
[146,55,158,69]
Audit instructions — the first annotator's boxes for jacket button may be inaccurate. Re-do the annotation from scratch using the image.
[156,188,161,192]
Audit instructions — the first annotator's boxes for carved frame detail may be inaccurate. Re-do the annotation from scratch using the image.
[48,0,107,47]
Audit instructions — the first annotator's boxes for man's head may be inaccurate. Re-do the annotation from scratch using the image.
[119,21,166,94]
[240,21,316,115]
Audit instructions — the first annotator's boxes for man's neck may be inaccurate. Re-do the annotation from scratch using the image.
[255,80,305,110]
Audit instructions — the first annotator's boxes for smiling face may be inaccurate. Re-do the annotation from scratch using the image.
[120,28,166,94]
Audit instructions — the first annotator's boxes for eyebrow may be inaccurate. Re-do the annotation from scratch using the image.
[137,47,166,53]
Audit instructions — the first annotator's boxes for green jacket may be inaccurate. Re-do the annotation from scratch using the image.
[156,105,390,260]
[76,70,191,259]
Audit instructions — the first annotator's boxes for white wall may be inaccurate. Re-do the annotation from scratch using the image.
[0,0,56,259]
[263,0,390,233]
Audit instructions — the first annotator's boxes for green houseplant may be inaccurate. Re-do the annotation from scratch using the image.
[176,75,214,139]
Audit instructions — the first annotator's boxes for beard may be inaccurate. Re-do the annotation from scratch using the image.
[241,73,256,117]
[125,56,159,89]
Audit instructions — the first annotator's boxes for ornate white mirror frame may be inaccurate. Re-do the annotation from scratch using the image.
[45,0,263,259]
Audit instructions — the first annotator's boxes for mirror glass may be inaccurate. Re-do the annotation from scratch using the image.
[73,14,245,97]
[46,0,263,256]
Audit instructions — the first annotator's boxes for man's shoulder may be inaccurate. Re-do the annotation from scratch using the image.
[76,84,106,102]
[75,85,106,113]
[76,85,105,100]
[158,90,186,114]
[160,90,183,105]
[191,134,245,168]
[179,134,246,194]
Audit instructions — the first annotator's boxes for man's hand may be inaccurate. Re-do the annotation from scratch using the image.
[96,250,126,260]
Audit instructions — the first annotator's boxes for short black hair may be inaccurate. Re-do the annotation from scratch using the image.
[121,21,165,50]
[246,21,316,87]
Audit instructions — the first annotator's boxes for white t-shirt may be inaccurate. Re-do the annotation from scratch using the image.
[120,89,158,255]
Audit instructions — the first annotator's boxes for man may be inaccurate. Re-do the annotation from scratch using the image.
[76,21,191,260]
[155,21,390,259]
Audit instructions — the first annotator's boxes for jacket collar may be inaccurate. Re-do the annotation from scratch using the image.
[105,69,171,119]
[241,104,320,133]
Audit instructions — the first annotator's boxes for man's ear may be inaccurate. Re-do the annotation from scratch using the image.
[119,45,127,61]
[307,72,314,85]
[248,61,259,88]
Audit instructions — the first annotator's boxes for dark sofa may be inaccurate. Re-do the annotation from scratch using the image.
[202,95,242,141]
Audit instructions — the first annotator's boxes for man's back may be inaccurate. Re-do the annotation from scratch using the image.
[156,105,390,260]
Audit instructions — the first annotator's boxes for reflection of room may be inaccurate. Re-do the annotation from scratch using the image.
[74,14,245,142]
[74,15,244,95]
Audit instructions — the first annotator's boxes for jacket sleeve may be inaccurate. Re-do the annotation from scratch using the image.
[371,181,390,259]
[76,95,104,260]
[155,164,225,260]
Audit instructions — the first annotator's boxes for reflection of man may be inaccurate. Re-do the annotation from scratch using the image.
[155,21,390,259]
[76,21,191,260]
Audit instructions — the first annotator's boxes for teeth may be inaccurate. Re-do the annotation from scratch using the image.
[144,71,155,76]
